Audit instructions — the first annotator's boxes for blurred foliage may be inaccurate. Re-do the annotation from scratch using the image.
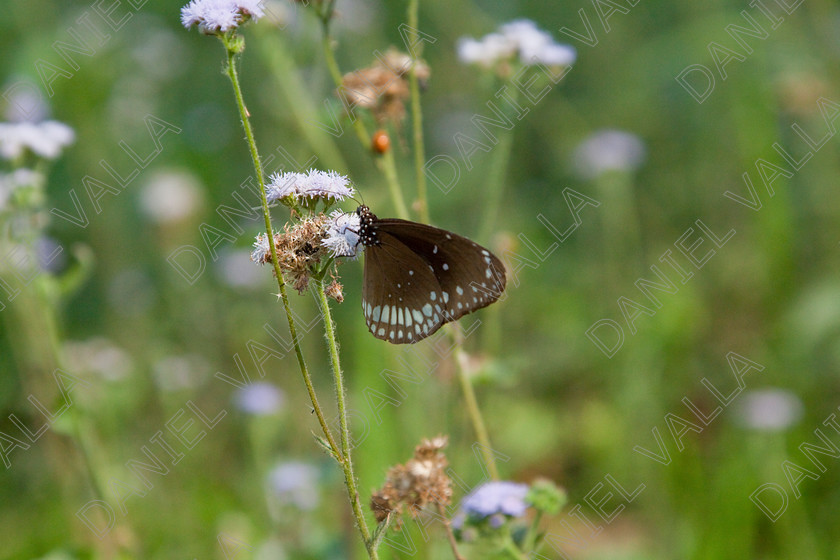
[2,0,840,558]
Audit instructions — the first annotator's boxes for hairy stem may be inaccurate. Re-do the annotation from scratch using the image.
[314,281,377,559]
[223,38,340,459]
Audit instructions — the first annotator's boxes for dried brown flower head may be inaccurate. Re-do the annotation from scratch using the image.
[270,214,329,293]
[339,49,430,125]
[324,279,344,303]
[370,435,452,526]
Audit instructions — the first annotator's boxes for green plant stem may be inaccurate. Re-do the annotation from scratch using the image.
[379,150,410,219]
[4,239,116,553]
[452,325,499,480]
[319,23,410,219]
[477,87,518,243]
[407,0,429,224]
[314,281,376,559]
[320,30,371,149]
[522,510,544,554]
[223,39,341,459]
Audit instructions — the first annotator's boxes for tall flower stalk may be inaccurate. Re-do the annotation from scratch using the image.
[182,4,378,556]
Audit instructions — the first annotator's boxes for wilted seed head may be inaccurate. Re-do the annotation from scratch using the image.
[339,49,430,125]
[370,435,452,526]
[263,215,329,293]
[324,279,344,303]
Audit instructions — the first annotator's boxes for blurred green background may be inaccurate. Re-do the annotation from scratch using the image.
[2,0,840,558]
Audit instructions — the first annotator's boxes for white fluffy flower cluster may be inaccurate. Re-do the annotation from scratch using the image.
[250,233,271,264]
[181,0,265,33]
[457,19,576,68]
[321,210,362,258]
[266,169,354,203]
[0,120,74,160]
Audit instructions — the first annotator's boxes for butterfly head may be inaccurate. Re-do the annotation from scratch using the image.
[356,205,380,247]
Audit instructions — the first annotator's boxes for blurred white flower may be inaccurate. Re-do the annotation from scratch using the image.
[65,338,133,381]
[235,382,285,415]
[457,34,516,67]
[153,354,209,392]
[0,120,75,160]
[139,170,204,224]
[321,210,362,258]
[217,248,267,287]
[735,389,804,431]
[181,0,264,33]
[268,461,320,511]
[572,129,646,179]
[458,19,576,69]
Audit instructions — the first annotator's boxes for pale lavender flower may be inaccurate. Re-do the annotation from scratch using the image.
[266,169,353,203]
[303,169,353,200]
[453,481,529,528]
[4,83,49,123]
[250,233,271,264]
[0,120,75,160]
[735,389,803,431]
[266,171,302,201]
[236,382,285,415]
[572,129,646,179]
[458,19,575,68]
[489,513,506,529]
[181,0,264,33]
[529,42,577,66]
[321,210,362,258]
[37,237,66,273]
[268,461,320,511]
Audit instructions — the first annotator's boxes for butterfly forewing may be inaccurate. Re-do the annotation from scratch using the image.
[358,205,507,344]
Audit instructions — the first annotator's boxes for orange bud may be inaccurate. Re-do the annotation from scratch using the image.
[372,130,390,154]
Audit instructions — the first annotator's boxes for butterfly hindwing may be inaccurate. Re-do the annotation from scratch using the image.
[362,230,446,343]
[374,219,507,324]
